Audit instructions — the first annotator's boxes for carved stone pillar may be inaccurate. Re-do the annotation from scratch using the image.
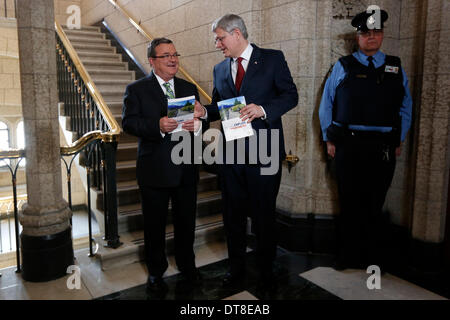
[16,0,73,282]
[410,0,449,246]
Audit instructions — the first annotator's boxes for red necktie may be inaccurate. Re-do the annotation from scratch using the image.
[235,57,245,93]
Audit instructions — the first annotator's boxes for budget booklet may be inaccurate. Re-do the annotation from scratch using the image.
[218,96,254,141]
[167,95,196,133]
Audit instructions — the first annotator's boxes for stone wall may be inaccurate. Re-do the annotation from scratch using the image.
[54,0,82,25]
[0,18,21,120]
[79,0,450,243]
[0,18,25,191]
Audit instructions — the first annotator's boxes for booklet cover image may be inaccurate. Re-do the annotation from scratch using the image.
[167,95,195,133]
[167,96,196,119]
[218,96,246,121]
[217,96,253,141]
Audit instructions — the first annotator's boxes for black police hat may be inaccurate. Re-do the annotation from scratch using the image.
[351,9,388,32]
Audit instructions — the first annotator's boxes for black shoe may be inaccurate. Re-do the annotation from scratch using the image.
[146,275,168,296]
[222,271,245,286]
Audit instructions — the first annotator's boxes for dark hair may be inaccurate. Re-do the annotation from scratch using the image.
[147,38,173,58]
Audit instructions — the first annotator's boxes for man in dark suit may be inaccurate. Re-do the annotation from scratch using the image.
[122,38,203,295]
[197,14,298,287]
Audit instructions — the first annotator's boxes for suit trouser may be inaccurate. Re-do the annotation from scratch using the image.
[334,132,396,268]
[140,183,197,277]
[219,163,282,274]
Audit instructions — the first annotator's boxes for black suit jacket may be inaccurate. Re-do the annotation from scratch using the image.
[122,72,200,188]
[206,44,298,161]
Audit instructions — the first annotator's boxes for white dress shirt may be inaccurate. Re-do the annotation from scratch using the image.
[231,43,267,119]
[155,73,175,97]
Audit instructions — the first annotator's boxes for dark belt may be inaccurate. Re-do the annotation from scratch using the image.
[345,129,392,139]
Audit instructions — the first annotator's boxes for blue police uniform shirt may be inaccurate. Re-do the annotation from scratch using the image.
[319,50,413,142]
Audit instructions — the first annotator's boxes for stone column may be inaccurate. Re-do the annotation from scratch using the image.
[16,0,73,282]
[410,0,450,245]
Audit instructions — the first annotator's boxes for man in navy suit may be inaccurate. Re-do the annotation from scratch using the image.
[197,14,298,286]
[122,38,204,295]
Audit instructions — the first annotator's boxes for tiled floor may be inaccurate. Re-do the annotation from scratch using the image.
[0,239,448,301]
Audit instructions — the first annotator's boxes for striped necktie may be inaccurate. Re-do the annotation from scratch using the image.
[163,82,175,99]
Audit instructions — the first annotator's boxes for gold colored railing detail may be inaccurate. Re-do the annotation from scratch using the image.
[60,130,103,156]
[0,149,25,159]
[55,20,121,142]
[106,0,212,104]
[285,154,299,165]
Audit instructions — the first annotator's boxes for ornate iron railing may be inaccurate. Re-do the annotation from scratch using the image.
[0,149,24,274]
[55,20,122,250]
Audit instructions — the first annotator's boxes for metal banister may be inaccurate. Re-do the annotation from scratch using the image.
[55,20,121,142]
[105,0,212,104]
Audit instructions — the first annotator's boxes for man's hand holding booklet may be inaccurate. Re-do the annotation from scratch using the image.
[218,96,254,141]
[167,95,196,133]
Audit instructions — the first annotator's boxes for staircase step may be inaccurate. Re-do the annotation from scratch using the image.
[100,89,126,100]
[89,69,135,81]
[68,37,111,45]
[78,52,122,62]
[119,131,136,144]
[95,81,128,93]
[116,160,137,182]
[96,213,225,270]
[64,29,105,39]
[83,60,128,71]
[116,142,137,161]
[93,188,222,233]
[107,103,124,115]
[97,176,221,209]
[72,43,116,53]
[62,25,101,32]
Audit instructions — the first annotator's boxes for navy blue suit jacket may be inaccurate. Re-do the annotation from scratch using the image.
[206,44,298,161]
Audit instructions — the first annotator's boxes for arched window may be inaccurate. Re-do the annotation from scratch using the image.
[0,121,10,166]
[17,120,25,167]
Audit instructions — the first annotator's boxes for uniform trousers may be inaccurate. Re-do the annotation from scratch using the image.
[334,131,396,269]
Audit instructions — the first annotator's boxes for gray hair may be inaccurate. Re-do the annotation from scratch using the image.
[147,37,173,59]
[211,14,248,39]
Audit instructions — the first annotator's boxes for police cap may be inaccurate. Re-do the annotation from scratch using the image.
[351,9,388,32]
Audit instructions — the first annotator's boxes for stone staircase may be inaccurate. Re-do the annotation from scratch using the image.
[60,25,224,270]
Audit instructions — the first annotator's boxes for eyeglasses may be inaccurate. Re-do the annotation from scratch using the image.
[357,29,384,37]
[214,32,233,44]
[152,53,181,59]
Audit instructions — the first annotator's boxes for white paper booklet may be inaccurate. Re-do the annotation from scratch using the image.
[167,95,196,133]
[218,96,254,141]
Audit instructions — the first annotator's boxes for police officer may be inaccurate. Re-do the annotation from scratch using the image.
[318,8,413,271]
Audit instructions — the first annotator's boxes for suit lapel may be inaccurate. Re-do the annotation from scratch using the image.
[173,77,186,98]
[224,58,238,96]
[240,44,261,96]
[148,72,168,116]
